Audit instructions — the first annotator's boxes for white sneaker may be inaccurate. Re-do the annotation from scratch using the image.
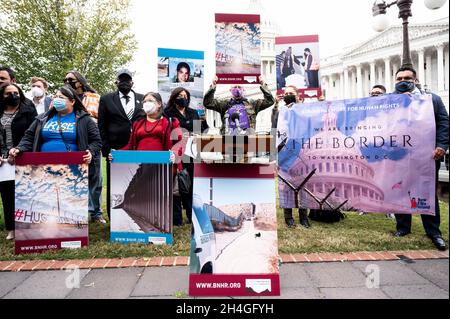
[6,231,15,240]
[93,217,107,224]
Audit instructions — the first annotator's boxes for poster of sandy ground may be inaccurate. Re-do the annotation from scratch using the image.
[215,14,261,84]
[275,35,321,97]
[110,151,173,245]
[158,48,204,110]
[277,94,437,215]
[189,164,280,297]
[14,152,88,255]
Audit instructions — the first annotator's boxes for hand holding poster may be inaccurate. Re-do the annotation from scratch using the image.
[14,152,89,254]
[215,14,261,84]
[277,94,437,215]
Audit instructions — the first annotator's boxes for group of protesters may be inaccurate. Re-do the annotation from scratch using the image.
[0,66,212,241]
[0,64,448,251]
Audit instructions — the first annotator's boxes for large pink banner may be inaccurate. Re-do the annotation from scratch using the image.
[277,94,436,215]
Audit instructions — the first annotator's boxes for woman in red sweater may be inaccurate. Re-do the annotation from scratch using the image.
[121,92,181,151]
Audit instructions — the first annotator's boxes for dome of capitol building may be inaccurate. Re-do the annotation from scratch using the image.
[286,105,386,211]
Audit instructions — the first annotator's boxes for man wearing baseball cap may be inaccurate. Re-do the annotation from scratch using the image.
[98,68,145,218]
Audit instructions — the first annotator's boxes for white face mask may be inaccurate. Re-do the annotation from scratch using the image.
[31,86,44,98]
[143,101,158,115]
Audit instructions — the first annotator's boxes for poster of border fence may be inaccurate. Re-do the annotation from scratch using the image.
[110,151,173,245]
[14,152,88,255]
[215,14,261,85]
[189,163,280,297]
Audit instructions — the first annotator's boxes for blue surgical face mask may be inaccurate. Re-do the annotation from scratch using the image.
[53,98,67,112]
[395,81,415,93]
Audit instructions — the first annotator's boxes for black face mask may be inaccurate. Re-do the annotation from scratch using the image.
[117,81,133,95]
[283,94,297,105]
[67,81,78,91]
[175,97,189,109]
[4,93,20,107]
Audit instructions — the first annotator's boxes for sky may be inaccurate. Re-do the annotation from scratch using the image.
[194,178,275,207]
[127,0,448,94]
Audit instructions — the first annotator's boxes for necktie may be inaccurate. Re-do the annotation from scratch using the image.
[123,95,133,120]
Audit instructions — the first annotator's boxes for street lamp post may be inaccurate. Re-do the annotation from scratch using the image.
[372,0,447,69]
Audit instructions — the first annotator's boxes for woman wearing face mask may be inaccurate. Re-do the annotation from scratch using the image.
[0,83,37,240]
[9,85,102,219]
[272,86,311,229]
[117,92,181,152]
[164,88,208,226]
[10,85,100,157]
[164,88,208,133]
[64,71,100,120]
[64,71,105,223]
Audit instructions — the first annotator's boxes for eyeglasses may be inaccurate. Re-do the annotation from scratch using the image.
[370,92,383,97]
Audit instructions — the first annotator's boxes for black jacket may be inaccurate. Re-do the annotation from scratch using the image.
[430,93,449,152]
[0,101,37,156]
[163,106,208,133]
[16,109,102,156]
[98,90,144,157]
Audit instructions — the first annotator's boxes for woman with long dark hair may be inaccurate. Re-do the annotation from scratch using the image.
[10,85,100,156]
[0,83,37,240]
[164,87,208,226]
[64,71,104,223]
[9,85,101,221]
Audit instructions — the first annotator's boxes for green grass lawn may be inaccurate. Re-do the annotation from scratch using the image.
[0,159,448,261]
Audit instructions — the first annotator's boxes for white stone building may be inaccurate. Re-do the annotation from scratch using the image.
[207,1,449,133]
[320,17,449,110]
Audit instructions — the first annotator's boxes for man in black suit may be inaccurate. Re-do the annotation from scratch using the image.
[392,66,449,251]
[98,69,144,218]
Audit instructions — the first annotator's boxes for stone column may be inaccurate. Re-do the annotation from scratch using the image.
[370,61,376,89]
[323,75,329,98]
[384,58,392,92]
[377,65,383,86]
[417,49,425,85]
[329,74,335,100]
[436,43,445,92]
[364,66,370,96]
[445,46,449,91]
[426,53,432,90]
[356,64,363,98]
[340,72,345,99]
[392,62,399,77]
[351,69,357,98]
[344,67,350,99]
